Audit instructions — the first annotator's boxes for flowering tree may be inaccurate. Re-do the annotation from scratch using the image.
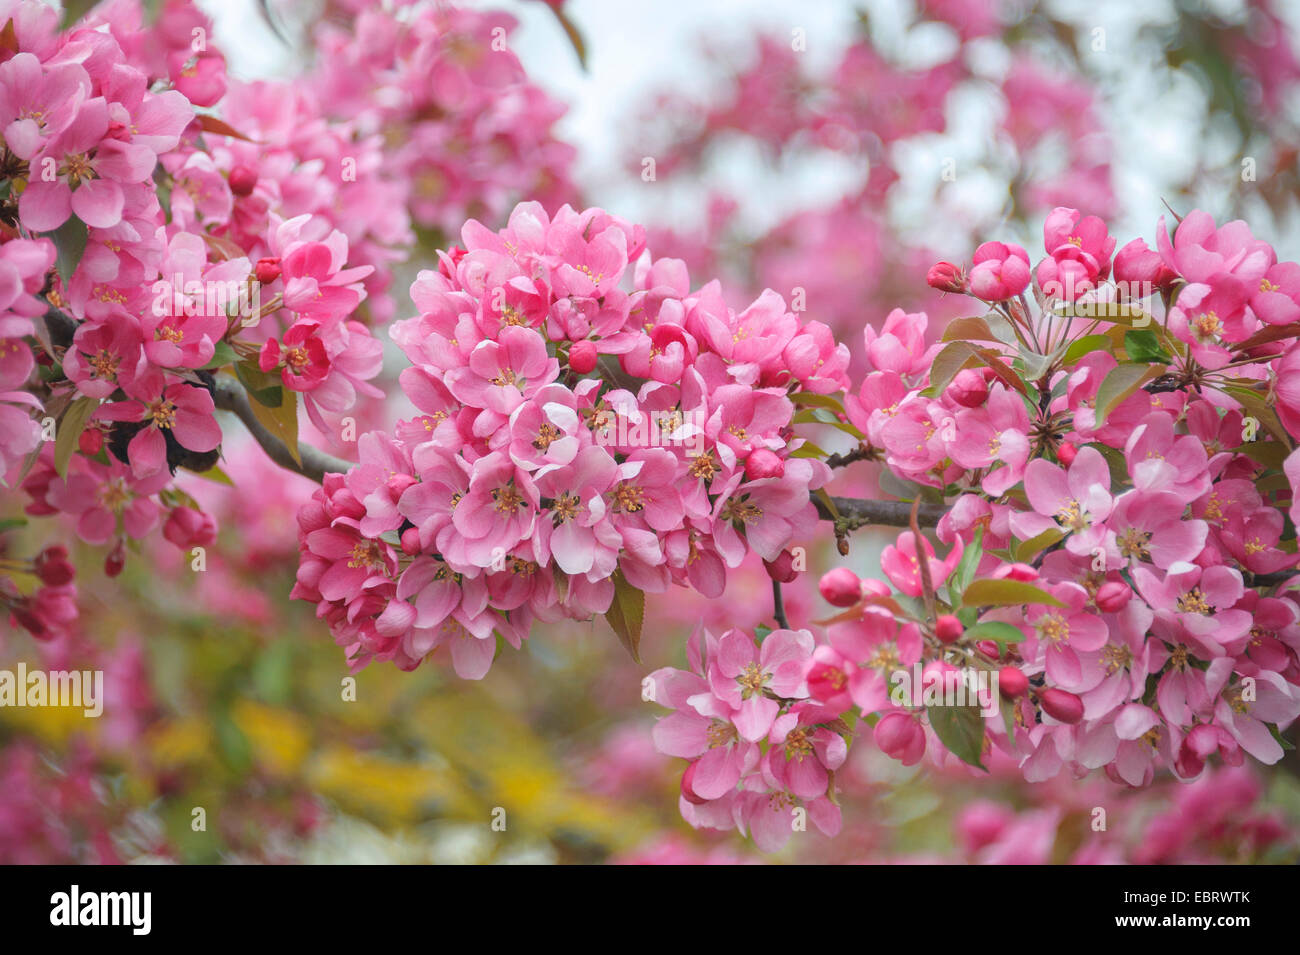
[2,0,1299,860]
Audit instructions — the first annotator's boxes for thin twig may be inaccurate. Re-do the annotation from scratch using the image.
[772,579,789,630]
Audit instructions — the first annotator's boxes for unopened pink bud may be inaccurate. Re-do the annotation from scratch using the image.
[947,367,988,408]
[998,666,1028,698]
[1039,687,1084,724]
[1095,580,1131,613]
[819,567,862,607]
[935,614,963,644]
[927,261,966,294]
[568,340,598,374]
[745,448,785,481]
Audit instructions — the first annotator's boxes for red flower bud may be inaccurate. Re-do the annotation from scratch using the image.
[228,164,258,197]
[1057,442,1077,466]
[744,448,785,481]
[1039,687,1084,724]
[935,613,963,644]
[976,640,1001,660]
[104,539,126,578]
[163,507,217,549]
[78,426,103,455]
[763,549,798,583]
[998,666,1028,698]
[874,711,926,765]
[400,527,422,556]
[33,545,74,587]
[1094,580,1131,614]
[568,339,598,374]
[926,261,966,294]
[947,367,988,408]
[254,257,281,284]
[819,567,862,607]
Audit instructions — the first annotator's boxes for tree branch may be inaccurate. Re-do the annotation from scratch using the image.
[814,495,944,527]
[814,494,944,555]
[212,377,353,483]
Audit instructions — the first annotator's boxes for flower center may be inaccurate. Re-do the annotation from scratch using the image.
[62,152,94,185]
[346,539,384,570]
[492,486,525,513]
[551,492,581,524]
[149,398,177,429]
[1117,527,1151,561]
[612,483,645,513]
[533,423,560,451]
[90,349,119,380]
[784,727,813,761]
[1038,612,1070,644]
[721,495,762,525]
[706,720,736,748]
[1192,311,1221,341]
[1177,587,1211,615]
[737,662,769,699]
[98,478,130,512]
[1055,499,1086,531]
[1100,643,1132,675]
[285,346,310,371]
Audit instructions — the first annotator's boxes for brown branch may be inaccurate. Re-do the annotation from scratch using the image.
[813,494,944,555]
[212,377,353,483]
[824,445,875,469]
[814,495,944,527]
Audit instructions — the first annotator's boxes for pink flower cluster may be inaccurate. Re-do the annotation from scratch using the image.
[291,201,846,675]
[647,627,844,852]
[826,206,1300,790]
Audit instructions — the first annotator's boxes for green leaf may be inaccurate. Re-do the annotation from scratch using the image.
[791,392,846,413]
[924,341,983,396]
[792,408,839,426]
[185,464,235,486]
[1000,696,1019,745]
[790,441,827,459]
[948,524,985,598]
[941,315,1000,343]
[0,517,28,533]
[1224,386,1291,446]
[965,620,1026,647]
[604,569,645,663]
[53,395,98,478]
[961,578,1063,608]
[1014,527,1064,562]
[50,217,88,284]
[813,488,839,520]
[1123,329,1170,364]
[234,359,283,407]
[246,385,300,467]
[1094,363,1160,426]
[1230,440,1288,470]
[202,340,238,370]
[1018,350,1053,382]
[928,703,987,771]
[1061,334,1111,366]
